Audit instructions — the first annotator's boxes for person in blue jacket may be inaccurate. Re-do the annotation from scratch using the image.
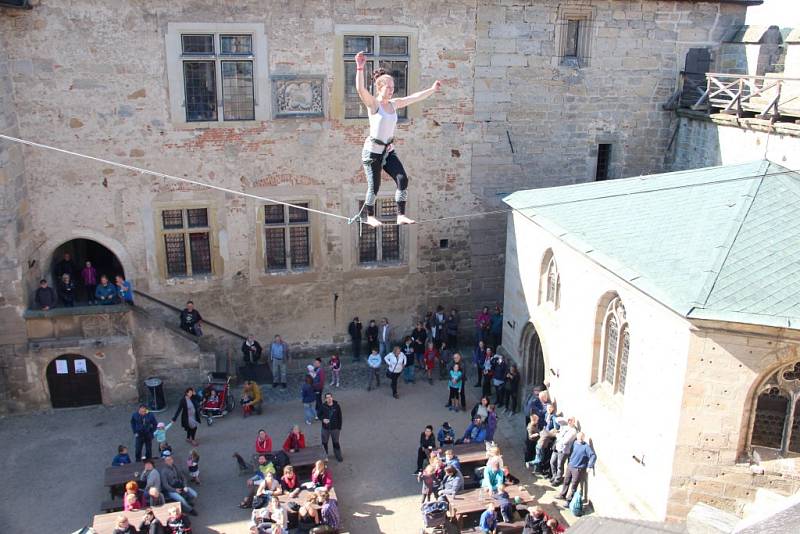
[95,275,118,305]
[458,415,487,444]
[130,404,158,460]
[478,503,498,533]
[559,432,597,504]
[112,444,132,466]
[437,421,455,448]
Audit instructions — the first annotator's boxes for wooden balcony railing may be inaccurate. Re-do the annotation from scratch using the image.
[689,73,800,122]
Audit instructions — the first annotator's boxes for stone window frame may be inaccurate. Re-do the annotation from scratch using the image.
[555,4,595,68]
[154,202,221,280]
[592,293,630,395]
[165,23,270,128]
[331,24,421,123]
[261,201,313,273]
[538,248,561,309]
[748,361,800,456]
[355,197,405,266]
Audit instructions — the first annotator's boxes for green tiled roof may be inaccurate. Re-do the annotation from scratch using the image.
[503,160,800,329]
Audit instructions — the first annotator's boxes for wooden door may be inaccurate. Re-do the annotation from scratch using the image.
[46,354,102,408]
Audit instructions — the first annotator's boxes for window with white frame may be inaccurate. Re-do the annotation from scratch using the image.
[358,199,401,264]
[751,361,800,455]
[160,207,213,277]
[263,203,311,272]
[343,34,409,119]
[600,296,630,394]
[166,23,269,125]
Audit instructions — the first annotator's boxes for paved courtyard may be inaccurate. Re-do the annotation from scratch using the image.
[0,366,639,533]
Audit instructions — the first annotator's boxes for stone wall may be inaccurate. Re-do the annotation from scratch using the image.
[666,322,800,520]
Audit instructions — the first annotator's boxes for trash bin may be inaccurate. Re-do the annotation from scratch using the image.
[144,377,166,412]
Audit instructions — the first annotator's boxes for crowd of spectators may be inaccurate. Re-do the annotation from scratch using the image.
[34,253,133,310]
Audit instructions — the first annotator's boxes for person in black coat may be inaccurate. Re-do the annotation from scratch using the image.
[172,387,201,445]
[348,317,363,361]
[241,335,263,365]
[318,392,343,462]
[365,319,379,354]
[179,301,203,336]
[138,509,167,534]
[416,425,436,474]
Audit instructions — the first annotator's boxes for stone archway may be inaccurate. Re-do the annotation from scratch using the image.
[45,354,102,408]
[521,322,547,389]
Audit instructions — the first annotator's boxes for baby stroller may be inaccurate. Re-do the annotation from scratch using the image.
[421,496,458,533]
[199,372,234,425]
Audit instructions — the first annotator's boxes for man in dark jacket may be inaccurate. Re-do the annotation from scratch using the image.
[490,352,508,407]
[179,301,203,335]
[131,404,158,460]
[365,319,379,354]
[54,252,78,280]
[348,317,363,362]
[160,454,198,516]
[241,335,262,365]
[34,279,57,310]
[318,392,343,462]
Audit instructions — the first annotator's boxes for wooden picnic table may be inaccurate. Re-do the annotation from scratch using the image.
[92,503,178,534]
[447,485,534,517]
[288,445,327,470]
[445,442,487,465]
[104,459,165,498]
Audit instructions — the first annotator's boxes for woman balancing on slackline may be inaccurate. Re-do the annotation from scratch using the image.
[354,50,441,227]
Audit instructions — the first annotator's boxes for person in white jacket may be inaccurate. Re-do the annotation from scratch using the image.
[550,417,578,485]
[383,345,406,399]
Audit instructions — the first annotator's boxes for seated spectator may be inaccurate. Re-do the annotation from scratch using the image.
[139,459,161,495]
[58,273,76,307]
[166,506,192,533]
[493,484,513,523]
[159,453,198,516]
[252,495,287,533]
[439,465,464,496]
[116,274,134,304]
[437,421,455,448]
[443,449,461,473]
[241,455,275,508]
[547,517,566,533]
[34,279,57,311]
[297,492,320,532]
[241,381,263,417]
[478,503,497,534]
[138,508,166,534]
[282,424,306,453]
[310,459,333,490]
[179,300,203,336]
[95,275,118,305]
[124,492,143,512]
[279,465,301,497]
[112,515,138,534]
[112,445,132,466]
[204,388,221,409]
[253,472,283,509]
[522,506,549,533]
[482,462,505,494]
[458,416,487,444]
[255,429,273,455]
[146,486,165,507]
[471,396,490,421]
[316,488,341,532]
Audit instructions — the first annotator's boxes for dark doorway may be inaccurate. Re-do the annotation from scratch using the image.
[46,354,102,408]
[51,239,124,303]
[526,328,546,389]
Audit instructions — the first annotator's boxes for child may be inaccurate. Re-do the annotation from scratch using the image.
[402,336,416,384]
[124,491,143,511]
[112,445,131,466]
[493,484,513,523]
[366,349,382,391]
[329,354,341,388]
[417,464,438,503]
[448,363,463,412]
[187,449,200,484]
[437,421,455,448]
[485,404,498,442]
[159,441,173,458]
[154,421,173,446]
[423,341,438,385]
[205,388,221,409]
[478,502,497,534]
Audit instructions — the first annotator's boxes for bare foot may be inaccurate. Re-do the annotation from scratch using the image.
[397,214,416,225]
[365,215,383,227]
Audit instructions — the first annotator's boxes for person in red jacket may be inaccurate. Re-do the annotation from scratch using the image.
[282,425,306,453]
[255,429,272,455]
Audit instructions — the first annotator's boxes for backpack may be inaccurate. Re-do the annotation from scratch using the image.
[569,489,583,517]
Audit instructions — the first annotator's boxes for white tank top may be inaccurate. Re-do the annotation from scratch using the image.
[364,102,397,153]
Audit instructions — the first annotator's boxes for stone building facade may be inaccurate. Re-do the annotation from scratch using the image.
[0,0,752,412]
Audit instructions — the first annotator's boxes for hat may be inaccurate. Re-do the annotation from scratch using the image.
[161,450,171,457]
[157,422,165,429]
[442,422,450,429]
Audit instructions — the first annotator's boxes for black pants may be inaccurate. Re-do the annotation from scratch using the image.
[186,426,197,441]
[561,466,586,500]
[475,364,483,386]
[482,377,492,398]
[362,149,408,215]
[390,372,400,396]
[507,391,518,413]
[417,447,429,472]
[351,338,361,360]
[446,334,457,349]
[525,437,538,463]
[495,382,507,407]
[321,428,342,459]
[135,434,152,460]
[314,390,323,414]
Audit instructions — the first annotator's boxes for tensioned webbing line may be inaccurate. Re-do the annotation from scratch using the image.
[1,134,797,225]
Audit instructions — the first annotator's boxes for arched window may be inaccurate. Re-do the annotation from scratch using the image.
[546,257,560,306]
[751,361,800,455]
[600,296,629,394]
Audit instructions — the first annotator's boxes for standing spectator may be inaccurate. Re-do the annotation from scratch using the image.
[241,335,263,376]
[448,363,463,412]
[524,414,541,466]
[411,320,427,369]
[54,252,77,280]
[489,305,503,349]
[116,274,134,304]
[485,404,498,442]
[329,353,341,388]
[437,421,455,448]
[481,348,494,398]
[301,375,316,425]
[550,417,578,486]
[475,306,491,343]
[416,424,436,474]
[423,341,438,385]
[269,335,289,388]
[58,273,76,307]
[318,392,343,462]
[445,308,459,349]
[366,348,382,391]
[179,301,203,335]
[525,390,550,429]
[491,352,508,408]
[130,404,158,460]
[559,432,596,504]
[418,464,438,503]
[34,279,57,310]
[365,319,379,354]
[432,306,446,347]
[312,358,325,414]
[348,316,363,362]
[384,345,406,399]
[81,260,98,304]
[504,364,521,415]
[450,352,467,410]
[473,340,487,388]
[378,317,392,356]
[402,336,416,384]
[95,275,118,305]
[172,387,201,446]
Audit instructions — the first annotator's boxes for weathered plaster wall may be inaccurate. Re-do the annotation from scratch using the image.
[502,211,692,520]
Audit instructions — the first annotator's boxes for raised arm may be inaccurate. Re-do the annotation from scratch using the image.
[392,80,442,110]
[354,51,377,112]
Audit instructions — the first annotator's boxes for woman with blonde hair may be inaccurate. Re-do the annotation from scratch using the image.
[354,50,441,227]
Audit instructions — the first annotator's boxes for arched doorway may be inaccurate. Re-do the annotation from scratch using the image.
[50,239,125,303]
[45,354,102,408]
[523,324,547,389]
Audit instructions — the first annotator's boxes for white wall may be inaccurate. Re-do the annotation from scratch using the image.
[502,211,693,519]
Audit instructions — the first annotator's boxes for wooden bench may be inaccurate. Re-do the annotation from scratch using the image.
[448,486,534,518]
[92,503,178,534]
[462,520,525,533]
[287,445,327,471]
[104,460,165,498]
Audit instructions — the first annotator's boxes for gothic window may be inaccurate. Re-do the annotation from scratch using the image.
[546,257,560,307]
[751,361,800,455]
[599,296,629,394]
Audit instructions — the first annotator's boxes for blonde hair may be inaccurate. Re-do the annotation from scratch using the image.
[283,464,294,475]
